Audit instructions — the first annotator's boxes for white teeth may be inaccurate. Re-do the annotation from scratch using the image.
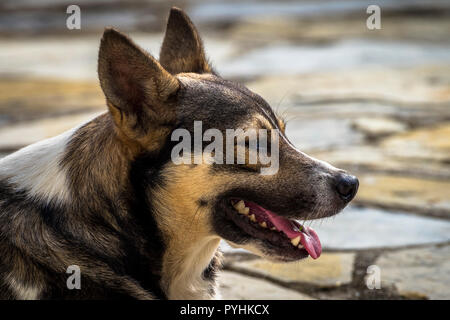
[234,200,245,211]
[298,244,303,249]
[291,236,300,247]
[249,214,256,222]
[234,200,249,215]
[270,227,277,231]
[260,222,267,228]
[237,206,249,215]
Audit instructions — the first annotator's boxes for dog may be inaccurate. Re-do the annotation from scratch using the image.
[0,7,358,300]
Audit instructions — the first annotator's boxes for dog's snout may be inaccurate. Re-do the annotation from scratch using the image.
[335,174,359,202]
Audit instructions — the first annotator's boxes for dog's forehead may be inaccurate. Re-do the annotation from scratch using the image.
[176,73,279,129]
[177,73,252,100]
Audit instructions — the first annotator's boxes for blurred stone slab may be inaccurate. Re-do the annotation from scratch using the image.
[0,0,166,35]
[356,175,450,218]
[375,245,450,300]
[351,117,407,139]
[218,271,314,300]
[191,0,450,24]
[0,78,104,123]
[0,36,144,80]
[0,111,101,150]
[221,40,450,78]
[381,123,450,163]
[246,65,450,108]
[0,35,234,81]
[286,118,364,151]
[311,146,450,180]
[229,14,450,43]
[310,123,450,180]
[231,253,355,287]
[312,206,450,250]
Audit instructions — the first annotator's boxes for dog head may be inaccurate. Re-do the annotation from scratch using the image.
[97,8,358,262]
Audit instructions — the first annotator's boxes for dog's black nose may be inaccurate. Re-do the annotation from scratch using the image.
[335,174,359,202]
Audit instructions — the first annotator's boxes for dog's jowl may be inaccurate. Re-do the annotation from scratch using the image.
[0,7,358,300]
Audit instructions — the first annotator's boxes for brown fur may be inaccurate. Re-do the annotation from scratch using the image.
[160,8,213,75]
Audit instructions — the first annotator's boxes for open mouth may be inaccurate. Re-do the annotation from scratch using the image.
[228,199,322,260]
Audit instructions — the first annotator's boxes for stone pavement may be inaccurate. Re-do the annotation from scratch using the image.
[218,271,315,300]
[230,253,355,287]
[0,0,449,300]
[375,246,450,300]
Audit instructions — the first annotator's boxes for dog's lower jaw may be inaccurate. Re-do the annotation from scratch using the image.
[161,236,222,300]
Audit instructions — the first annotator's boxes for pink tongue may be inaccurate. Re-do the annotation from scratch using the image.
[248,203,322,259]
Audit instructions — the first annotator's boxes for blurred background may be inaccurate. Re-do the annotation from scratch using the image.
[0,0,449,300]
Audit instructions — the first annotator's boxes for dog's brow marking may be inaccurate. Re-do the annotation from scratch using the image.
[255,116,274,131]
[0,116,96,204]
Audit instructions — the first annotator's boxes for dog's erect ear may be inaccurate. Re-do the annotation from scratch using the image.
[159,7,213,74]
[98,28,179,111]
[98,28,179,151]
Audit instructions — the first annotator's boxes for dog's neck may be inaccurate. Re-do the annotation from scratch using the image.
[161,236,222,299]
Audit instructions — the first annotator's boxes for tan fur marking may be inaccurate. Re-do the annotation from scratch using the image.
[277,117,286,133]
[5,274,41,300]
[152,164,230,299]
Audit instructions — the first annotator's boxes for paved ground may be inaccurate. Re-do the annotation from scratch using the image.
[0,0,449,299]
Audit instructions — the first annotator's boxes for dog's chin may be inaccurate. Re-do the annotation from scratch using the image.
[212,198,342,262]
